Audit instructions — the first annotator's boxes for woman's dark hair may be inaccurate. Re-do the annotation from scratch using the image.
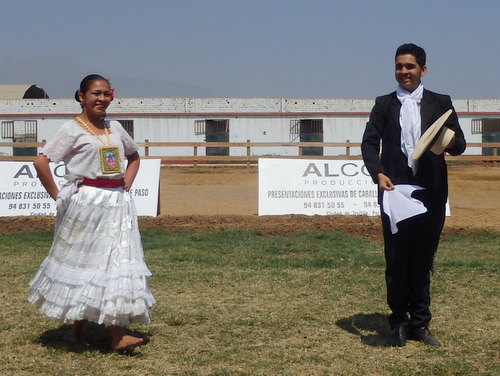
[395,43,426,67]
[74,74,111,102]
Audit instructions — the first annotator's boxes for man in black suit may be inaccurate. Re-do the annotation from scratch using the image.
[361,43,466,347]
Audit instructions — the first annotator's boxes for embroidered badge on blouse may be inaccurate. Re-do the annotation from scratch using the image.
[76,116,123,174]
[100,146,122,174]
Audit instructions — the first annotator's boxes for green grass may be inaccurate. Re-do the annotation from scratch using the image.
[0,230,498,375]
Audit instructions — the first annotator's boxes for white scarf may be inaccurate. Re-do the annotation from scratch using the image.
[397,83,423,174]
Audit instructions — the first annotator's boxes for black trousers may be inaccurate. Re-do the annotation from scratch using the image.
[381,201,445,329]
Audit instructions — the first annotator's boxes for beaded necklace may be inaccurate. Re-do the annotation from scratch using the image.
[76,116,112,146]
[75,115,122,174]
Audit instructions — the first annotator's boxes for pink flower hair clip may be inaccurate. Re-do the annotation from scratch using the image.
[110,88,115,100]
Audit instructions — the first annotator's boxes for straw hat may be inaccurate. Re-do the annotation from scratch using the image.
[412,109,455,160]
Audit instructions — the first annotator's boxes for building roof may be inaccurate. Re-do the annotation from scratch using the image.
[0,84,49,99]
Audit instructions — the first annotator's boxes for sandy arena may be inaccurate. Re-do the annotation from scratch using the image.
[0,163,498,241]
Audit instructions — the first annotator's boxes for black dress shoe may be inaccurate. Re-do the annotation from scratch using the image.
[411,326,441,346]
[388,324,409,347]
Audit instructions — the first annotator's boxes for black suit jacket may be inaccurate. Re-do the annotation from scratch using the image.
[361,89,466,207]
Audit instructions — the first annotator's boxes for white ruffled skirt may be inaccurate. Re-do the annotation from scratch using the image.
[28,185,155,326]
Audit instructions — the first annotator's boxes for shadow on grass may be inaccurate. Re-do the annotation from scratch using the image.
[34,322,150,356]
[335,312,390,347]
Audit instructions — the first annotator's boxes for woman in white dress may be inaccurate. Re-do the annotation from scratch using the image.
[29,74,155,352]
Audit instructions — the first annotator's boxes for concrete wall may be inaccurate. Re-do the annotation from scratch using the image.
[1,96,499,114]
[1,97,499,157]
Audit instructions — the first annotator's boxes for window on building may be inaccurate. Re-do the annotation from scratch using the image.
[1,121,14,139]
[290,120,300,142]
[4,120,38,156]
[2,120,37,140]
[194,119,230,156]
[206,119,229,156]
[118,120,134,138]
[471,118,500,134]
[472,118,500,156]
[23,120,37,138]
[290,119,324,156]
[194,120,206,135]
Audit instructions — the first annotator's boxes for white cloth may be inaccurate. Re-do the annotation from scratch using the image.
[28,185,155,326]
[41,120,138,182]
[55,179,81,216]
[397,84,424,174]
[382,184,427,234]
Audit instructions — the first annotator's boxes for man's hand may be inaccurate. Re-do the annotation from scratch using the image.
[377,173,395,191]
[446,135,456,150]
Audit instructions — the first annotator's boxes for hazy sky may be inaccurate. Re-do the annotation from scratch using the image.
[1,0,498,99]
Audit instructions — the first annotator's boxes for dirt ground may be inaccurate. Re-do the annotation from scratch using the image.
[0,163,498,241]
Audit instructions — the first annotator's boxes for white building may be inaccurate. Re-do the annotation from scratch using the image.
[1,97,499,158]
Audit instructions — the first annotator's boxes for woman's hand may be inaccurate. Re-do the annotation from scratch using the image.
[377,173,395,191]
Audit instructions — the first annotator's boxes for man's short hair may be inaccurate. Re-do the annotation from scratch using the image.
[396,43,426,67]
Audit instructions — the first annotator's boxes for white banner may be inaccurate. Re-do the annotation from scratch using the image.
[0,159,161,217]
[129,159,161,216]
[258,158,380,216]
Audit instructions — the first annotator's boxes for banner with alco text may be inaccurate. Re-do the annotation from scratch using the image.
[258,158,380,216]
[0,159,161,217]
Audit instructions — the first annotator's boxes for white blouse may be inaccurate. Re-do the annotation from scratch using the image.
[41,119,138,181]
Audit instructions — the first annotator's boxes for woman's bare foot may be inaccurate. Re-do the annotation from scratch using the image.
[112,335,146,350]
[72,320,88,349]
[109,325,147,351]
